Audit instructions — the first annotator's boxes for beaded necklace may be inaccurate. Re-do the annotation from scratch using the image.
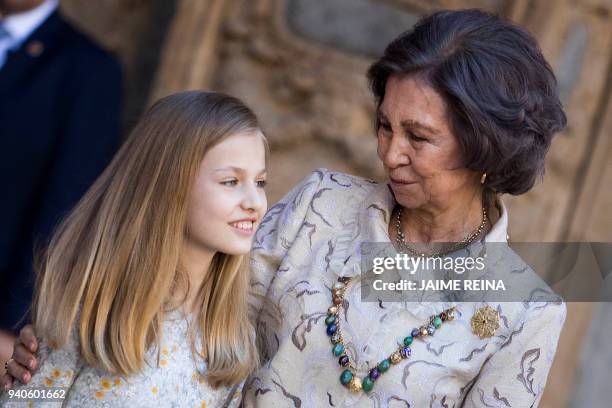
[324,276,456,393]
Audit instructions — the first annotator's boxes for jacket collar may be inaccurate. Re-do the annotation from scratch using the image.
[1,0,59,50]
[357,181,509,244]
[337,181,510,319]
[0,9,65,97]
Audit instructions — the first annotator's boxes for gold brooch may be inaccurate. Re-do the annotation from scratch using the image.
[471,305,500,338]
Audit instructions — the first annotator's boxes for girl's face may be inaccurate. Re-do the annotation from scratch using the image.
[186,130,268,255]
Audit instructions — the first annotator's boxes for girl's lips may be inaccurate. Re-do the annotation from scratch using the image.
[230,224,255,237]
[229,220,256,236]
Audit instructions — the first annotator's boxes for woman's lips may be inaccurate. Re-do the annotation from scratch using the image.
[390,177,417,186]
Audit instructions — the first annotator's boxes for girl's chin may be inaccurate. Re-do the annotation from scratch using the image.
[219,243,253,256]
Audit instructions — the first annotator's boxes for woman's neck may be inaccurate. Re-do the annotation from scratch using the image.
[398,190,486,244]
[178,241,215,314]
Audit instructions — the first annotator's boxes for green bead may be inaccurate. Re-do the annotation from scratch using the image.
[340,369,353,385]
[377,359,391,373]
[332,343,344,356]
[403,336,413,346]
[325,315,337,325]
[433,316,442,328]
[362,376,374,392]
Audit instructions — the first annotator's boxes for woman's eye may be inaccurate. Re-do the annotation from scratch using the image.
[380,122,392,132]
[257,180,267,188]
[377,123,392,139]
[221,180,238,186]
[408,132,427,142]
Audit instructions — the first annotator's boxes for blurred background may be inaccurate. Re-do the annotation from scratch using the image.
[2,0,611,406]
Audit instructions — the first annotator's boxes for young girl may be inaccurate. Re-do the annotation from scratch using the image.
[0,91,268,406]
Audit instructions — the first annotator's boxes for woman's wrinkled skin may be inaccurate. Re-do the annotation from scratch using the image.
[378,75,489,245]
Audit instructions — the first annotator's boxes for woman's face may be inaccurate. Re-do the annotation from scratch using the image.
[377,75,479,210]
[186,130,268,255]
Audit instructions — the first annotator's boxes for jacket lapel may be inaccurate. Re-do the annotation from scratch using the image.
[0,10,65,98]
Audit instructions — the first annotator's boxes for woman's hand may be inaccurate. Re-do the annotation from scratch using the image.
[0,325,38,390]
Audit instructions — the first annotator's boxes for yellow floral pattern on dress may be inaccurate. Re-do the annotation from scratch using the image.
[0,310,244,407]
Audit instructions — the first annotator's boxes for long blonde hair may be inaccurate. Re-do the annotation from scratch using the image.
[33,91,262,387]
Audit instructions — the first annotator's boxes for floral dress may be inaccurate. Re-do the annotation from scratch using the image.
[1,311,243,407]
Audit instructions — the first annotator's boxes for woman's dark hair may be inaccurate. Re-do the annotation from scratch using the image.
[367,9,567,195]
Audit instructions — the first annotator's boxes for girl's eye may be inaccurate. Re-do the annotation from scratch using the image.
[257,180,267,188]
[221,180,238,186]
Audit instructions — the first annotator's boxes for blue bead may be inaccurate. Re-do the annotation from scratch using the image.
[411,328,420,337]
[325,315,337,325]
[340,369,353,385]
[400,346,412,358]
[332,343,344,356]
[427,324,435,335]
[378,359,391,373]
[326,323,337,336]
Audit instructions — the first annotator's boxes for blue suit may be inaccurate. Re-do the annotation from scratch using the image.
[0,10,122,331]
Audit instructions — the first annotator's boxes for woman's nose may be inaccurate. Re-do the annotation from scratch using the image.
[383,135,410,168]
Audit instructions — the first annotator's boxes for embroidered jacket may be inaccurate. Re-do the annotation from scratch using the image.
[243,169,565,407]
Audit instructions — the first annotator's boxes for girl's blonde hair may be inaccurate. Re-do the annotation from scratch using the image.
[33,91,263,387]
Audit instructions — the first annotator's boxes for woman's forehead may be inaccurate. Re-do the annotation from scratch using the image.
[381,76,451,134]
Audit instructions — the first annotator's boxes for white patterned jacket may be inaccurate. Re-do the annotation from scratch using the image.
[242,169,566,408]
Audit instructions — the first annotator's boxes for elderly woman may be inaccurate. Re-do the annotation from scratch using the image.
[3,9,566,408]
[240,9,566,407]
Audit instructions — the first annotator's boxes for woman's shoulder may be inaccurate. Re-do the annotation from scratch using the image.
[253,169,379,259]
[282,168,379,211]
[300,168,379,191]
[261,169,377,231]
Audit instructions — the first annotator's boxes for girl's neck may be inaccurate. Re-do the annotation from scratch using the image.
[178,241,215,314]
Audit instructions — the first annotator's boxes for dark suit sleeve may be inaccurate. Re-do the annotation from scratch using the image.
[3,50,123,331]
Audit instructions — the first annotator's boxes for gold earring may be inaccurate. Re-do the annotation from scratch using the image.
[480,173,487,184]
